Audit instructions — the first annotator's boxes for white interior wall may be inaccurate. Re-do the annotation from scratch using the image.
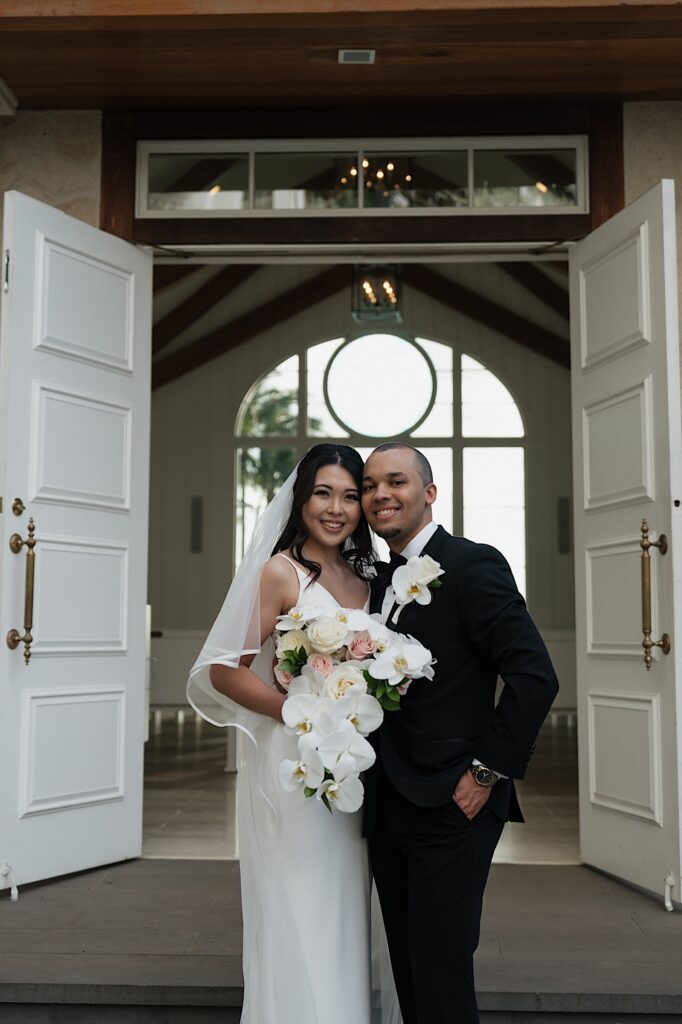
[149,263,574,643]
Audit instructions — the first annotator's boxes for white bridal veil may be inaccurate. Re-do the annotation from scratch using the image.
[186,468,297,740]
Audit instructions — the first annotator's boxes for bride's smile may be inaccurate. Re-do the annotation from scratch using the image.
[301,465,362,551]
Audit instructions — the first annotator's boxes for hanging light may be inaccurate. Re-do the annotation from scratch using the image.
[352,265,402,323]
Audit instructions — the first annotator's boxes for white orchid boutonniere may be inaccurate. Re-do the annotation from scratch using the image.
[391,554,445,624]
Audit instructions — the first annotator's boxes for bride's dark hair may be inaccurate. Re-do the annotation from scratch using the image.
[272,444,374,581]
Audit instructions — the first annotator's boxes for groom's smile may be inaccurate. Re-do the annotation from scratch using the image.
[362,447,437,549]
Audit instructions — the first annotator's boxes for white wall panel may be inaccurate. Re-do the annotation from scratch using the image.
[19,687,125,816]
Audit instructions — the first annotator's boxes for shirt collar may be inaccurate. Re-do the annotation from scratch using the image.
[397,521,439,560]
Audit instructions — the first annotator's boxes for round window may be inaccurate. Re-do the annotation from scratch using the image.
[324,334,436,437]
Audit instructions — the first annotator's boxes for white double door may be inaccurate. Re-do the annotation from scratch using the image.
[0,192,151,889]
[1,182,681,903]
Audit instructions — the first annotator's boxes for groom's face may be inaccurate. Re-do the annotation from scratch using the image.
[362,449,436,550]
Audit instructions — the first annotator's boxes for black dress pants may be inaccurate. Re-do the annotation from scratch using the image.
[369,764,504,1024]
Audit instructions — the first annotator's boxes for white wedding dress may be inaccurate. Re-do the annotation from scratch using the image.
[236,555,373,1024]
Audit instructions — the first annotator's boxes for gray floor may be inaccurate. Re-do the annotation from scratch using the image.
[142,708,580,864]
[2,713,681,1019]
[1,859,681,1016]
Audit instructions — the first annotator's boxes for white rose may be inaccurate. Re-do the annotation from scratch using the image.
[406,554,444,586]
[323,662,367,701]
[306,615,349,655]
[275,629,311,658]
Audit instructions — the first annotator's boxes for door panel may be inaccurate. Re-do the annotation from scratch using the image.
[0,191,152,889]
[571,179,682,903]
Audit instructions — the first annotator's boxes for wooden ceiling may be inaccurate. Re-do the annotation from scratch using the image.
[2,2,682,108]
[151,259,569,389]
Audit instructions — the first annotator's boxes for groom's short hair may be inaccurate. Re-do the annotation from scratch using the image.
[372,443,433,486]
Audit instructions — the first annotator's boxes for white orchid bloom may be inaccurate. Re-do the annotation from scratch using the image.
[316,772,364,813]
[339,607,375,632]
[282,693,327,737]
[392,565,434,608]
[394,635,435,679]
[336,689,384,736]
[317,719,376,774]
[278,747,325,792]
[371,639,433,687]
[390,555,444,623]
[276,605,327,631]
[364,616,397,654]
[287,664,327,697]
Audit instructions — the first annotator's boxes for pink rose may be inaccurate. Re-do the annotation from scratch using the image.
[346,631,377,660]
[274,664,294,691]
[307,653,334,677]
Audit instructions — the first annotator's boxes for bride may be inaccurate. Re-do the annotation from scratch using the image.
[187,444,379,1024]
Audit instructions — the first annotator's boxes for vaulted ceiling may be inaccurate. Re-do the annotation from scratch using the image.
[2,2,682,109]
[151,260,569,389]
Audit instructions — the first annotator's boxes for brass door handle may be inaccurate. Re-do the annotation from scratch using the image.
[7,517,36,665]
[640,518,671,670]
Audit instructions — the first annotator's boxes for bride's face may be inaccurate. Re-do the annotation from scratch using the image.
[302,465,362,549]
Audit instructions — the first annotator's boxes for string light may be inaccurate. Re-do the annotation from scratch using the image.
[362,159,369,169]
[376,169,384,180]
[340,177,348,185]
[350,167,358,176]
[387,162,395,172]
[405,174,412,183]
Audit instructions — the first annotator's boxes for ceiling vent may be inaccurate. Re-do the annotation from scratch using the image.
[338,49,376,65]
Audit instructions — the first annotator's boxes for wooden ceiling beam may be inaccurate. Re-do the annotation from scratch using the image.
[496,261,569,320]
[153,264,258,356]
[153,264,201,294]
[152,265,351,389]
[404,264,570,367]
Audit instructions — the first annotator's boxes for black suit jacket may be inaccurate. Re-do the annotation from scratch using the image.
[364,526,559,828]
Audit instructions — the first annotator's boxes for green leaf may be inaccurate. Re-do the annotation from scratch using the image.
[429,579,443,589]
[304,787,317,798]
[385,687,401,702]
[322,793,333,814]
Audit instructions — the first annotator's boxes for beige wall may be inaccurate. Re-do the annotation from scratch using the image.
[149,263,574,635]
[0,110,101,240]
[624,101,682,329]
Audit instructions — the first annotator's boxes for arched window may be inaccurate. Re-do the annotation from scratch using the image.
[235,334,526,593]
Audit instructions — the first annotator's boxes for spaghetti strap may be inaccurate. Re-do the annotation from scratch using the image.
[276,551,308,581]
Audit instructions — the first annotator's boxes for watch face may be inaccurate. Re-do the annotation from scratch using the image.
[472,765,495,786]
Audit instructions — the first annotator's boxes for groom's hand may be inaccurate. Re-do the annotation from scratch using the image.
[453,770,492,820]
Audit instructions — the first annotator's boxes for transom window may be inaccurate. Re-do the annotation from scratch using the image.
[235,334,527,594]
[137,136,587,219]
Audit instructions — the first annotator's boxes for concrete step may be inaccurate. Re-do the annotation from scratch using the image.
[2,988,682,1023]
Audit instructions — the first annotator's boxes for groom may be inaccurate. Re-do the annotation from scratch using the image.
[362,443,559,1024]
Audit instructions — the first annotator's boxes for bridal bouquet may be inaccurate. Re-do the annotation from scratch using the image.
[275,607,434,813]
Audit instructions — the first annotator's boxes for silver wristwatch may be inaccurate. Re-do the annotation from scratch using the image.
[470,763,497,788]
